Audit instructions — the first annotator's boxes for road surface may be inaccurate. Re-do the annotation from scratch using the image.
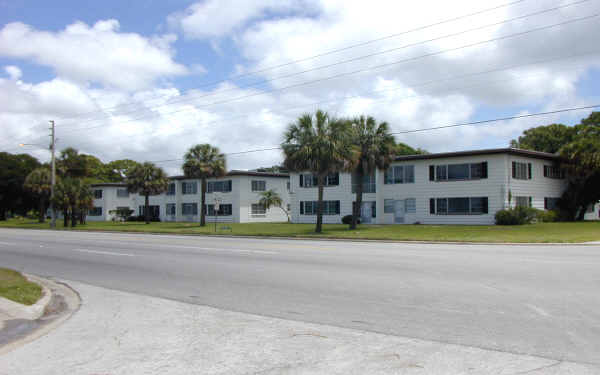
[0,228,598,365]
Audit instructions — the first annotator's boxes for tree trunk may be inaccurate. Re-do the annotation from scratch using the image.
[63,207,68,227]
[79,210,85,225]
[200,178,206,227]
[71,206,77,227]
[0,209,6,221]
[315,175,325,233]
[350,171,363,230]
[38,197,46,223]
[279,206,290,222]
[144,194,150,224]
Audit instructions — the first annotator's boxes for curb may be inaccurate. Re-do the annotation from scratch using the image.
[0,274,53,320]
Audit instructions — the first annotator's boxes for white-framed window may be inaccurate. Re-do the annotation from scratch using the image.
[251,180,266,191]
[543,165,564,179]
[181,203,198,215]
[116,188,129,198]
[512,162,531,180]
[384,165,415,184]
[384,199,395,214]
[430,197,488,215]
[205,204,232,216]
[182,181,197,195]
[89,207,102,216]
[352,173,376,193]
[300,201,340,215]
[207,180,232,193]
[544,198,560,211]
[251,203,266,216]
[515,196,532,207]
[405,198,416,213]
[93,189,103,199]
[430,162,487,181]
[166,183,176,196]
[166,203,176,216]
[299,173,339,187]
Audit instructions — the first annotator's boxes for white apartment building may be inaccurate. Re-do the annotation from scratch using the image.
[289,148,570,225]
[88,171,290,223]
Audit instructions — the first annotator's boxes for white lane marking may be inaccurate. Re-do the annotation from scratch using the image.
[526,304,551,317]
[72,249,135,257]
[0,241,17,246]
[195,247,278,255]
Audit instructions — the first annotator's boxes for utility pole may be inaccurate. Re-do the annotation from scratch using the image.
[49,120,57,229]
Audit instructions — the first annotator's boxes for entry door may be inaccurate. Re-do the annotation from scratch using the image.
[394,200,405,224]
[360,202,372,224]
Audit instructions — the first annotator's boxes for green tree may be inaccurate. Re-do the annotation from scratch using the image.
[282,110,354,233]
[509,123,575,153]
[51,178,89,227]
[52,179,71,227]
[347,115,396,229]
[258,189,289,222]
[395,142,428,156]
[126,162,169,224]
[0,152,40,220]
[103,159,140,182]
[182,144,227,227]
[23,167,53,223]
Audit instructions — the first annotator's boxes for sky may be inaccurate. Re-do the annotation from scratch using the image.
[1,0,599,174]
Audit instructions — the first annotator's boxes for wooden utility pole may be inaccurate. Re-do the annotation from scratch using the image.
[49,120,57,229]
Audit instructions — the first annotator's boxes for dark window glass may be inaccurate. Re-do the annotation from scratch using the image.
[448,198,470,214]
[448,164,470,180]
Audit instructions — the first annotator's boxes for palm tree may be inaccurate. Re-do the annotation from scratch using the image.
[282,110,355,233]
[52,179,70,227]
[24,167,53,223]
[126,162,170,224]
[182,144,227,226]
[258,189,289,222]
[76,181,94,225]
[348,115,396,229]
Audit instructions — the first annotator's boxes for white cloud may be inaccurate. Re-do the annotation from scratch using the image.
[4,65,21,80]
[168,0,315,40]
[0,20,187,90]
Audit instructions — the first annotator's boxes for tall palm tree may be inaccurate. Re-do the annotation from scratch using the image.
[24,167,53,223]
[182,144,227,226]
[348,116,396,229]
[282,110,355,233]
[126,162,170,224]
[258,189,289,222]
[76,181,94,225]
[52,179,70,227]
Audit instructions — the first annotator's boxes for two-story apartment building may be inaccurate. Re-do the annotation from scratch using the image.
[290,148,569,225]
[88,171,290,223]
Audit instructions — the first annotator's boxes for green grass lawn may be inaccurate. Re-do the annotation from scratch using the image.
[0,268,42,305]
[1,218,599,243]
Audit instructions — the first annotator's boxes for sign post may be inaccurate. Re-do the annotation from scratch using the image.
[214,195,221,233]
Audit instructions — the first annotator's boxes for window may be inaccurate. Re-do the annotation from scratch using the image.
[352,173,376,193]
[512,161,531,180]
[286,181,290,191]
[89,207,102,216]
[544,198,560,211]
[299,173,339,187]
[353,201,376,218]
[93,189,102,199]
[431,162,487,181]
[166,183,176,196]
[384,165,415,184]
[544,165,564,179]
[286,204,291,211]
[405,198,416,214]
[384,199,395,214]
[251,203,266,216]
[166,203,176,216]
[206,204,232,216]
[116,188,129,198]
[430,197,488,215]
[300,201,340,215]
[515,196,532,207]
[182,181,197,195]
[181,203,198,215]
[251,180,266,191]
[207,180,232,193]
[139,205,160,218]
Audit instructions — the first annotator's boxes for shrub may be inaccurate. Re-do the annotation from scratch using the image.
[495,206,538,225]
[342,215,360,225]
[536,209,559,223]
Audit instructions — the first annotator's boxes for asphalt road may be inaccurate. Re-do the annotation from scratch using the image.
[0,228,599,365]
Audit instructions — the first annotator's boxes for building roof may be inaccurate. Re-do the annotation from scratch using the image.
[90,182,127,187]
[394,148,562,162]
[170,170,289,180]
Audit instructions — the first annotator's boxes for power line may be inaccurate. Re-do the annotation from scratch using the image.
[148,104,600,165]
[56,12,599,136]
[59,1,594,131]
[52,0,527,123]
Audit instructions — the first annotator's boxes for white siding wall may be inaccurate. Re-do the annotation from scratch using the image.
[290,153,569,225]
[238,176,290,223]
[88,186,137,222]
[584,202,600,221]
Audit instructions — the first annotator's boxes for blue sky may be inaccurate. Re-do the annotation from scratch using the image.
[1,0,599,173]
